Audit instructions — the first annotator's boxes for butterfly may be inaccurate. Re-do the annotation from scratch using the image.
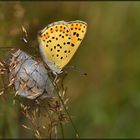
[38,20,87,74]
[9,49,55,99]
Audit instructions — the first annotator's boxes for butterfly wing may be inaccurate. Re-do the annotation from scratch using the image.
[66,20,87,64]
[38,20,87,73]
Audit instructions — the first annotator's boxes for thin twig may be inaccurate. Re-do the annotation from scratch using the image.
[53,75,80,139]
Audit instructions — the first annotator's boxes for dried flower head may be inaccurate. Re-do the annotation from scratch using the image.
[0,48,74,138]
[8,49,55,99]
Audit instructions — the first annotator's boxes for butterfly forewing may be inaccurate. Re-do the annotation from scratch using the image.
[68,20,87,51]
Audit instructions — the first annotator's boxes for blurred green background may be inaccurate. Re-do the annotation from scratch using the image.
[0,1,140,138]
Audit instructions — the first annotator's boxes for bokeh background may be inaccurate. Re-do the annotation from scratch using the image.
[0,1,140,138]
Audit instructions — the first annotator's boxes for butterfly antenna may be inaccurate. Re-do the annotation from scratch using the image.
[65,66,87,76]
